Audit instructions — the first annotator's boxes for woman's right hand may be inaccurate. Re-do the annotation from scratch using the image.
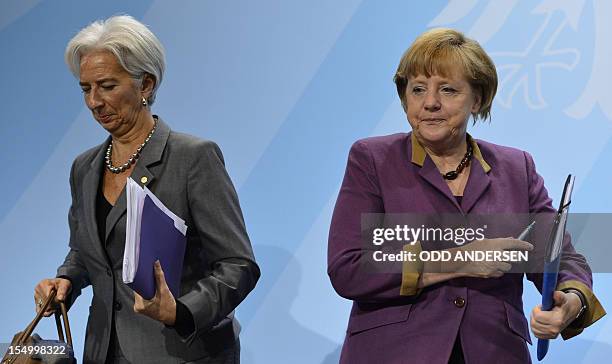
[34,278,72,316]
[447,238,534,278]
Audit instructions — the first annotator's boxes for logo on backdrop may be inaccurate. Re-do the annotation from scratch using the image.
[430,0,612,120]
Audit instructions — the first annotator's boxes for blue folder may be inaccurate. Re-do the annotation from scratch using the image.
[127,195,187,300]
[537,175,575,361]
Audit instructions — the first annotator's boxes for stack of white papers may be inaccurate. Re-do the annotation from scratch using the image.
[123,177,188,286]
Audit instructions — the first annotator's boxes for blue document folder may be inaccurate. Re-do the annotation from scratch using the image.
[538,257,561,360]
[537,175,575,361]
[127,195,187,300]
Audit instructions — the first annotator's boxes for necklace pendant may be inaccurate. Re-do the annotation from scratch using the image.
[443,171,458,180]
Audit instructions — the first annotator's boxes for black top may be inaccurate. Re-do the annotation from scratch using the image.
[96,186,113,248]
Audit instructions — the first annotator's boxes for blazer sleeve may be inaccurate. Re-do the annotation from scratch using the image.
[56,159,91,309]
[523,151,605,339]
[328,140,422,302]
[176,140,260,343]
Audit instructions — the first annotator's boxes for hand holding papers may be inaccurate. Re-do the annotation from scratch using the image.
[123,178,188,300]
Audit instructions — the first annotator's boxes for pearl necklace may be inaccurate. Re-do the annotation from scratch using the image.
[105,118,157,174]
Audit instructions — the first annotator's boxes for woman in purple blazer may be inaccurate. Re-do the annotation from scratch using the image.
[328,28,605,364]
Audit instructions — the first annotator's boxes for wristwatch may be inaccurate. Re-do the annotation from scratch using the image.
[562,288,587,321]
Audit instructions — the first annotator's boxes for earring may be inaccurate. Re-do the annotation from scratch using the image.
[141,97,148,107]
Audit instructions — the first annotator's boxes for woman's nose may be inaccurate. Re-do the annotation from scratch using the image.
[85,88,103,110]
[423,90,441,111]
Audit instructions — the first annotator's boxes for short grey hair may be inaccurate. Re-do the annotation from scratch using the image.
[65,15,165,105]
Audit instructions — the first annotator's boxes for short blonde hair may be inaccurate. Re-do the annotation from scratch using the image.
[393,28,497,122]
[65,15,165,105]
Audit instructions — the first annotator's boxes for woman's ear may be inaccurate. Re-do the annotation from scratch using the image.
[141,73,156,99]
[471,88,482,114]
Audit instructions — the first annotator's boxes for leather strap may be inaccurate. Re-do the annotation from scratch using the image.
[59,299,73,346]
[16,289,56,344]
[54,314,65,342]
[17,288,73,346]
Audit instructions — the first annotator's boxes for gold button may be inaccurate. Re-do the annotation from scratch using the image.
[140,176,148,184]
[453,297,465,308]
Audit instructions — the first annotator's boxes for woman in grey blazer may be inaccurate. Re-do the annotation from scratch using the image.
[33,15,259,364]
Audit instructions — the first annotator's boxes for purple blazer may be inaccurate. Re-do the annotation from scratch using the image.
[328,133,605,364]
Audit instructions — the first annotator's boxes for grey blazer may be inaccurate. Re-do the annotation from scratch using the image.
[56,117,260,364]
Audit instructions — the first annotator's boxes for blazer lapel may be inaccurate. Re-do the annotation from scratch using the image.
[461,158,491,213]
[418,155,461,211]
[83,140,111,263]
[104,117,170,242]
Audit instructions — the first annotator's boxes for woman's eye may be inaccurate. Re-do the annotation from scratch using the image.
[81,88,90,94]
[441,87,457,95]
[412,87,425,95]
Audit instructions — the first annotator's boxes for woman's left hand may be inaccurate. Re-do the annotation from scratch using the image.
[530,290,582,339]
[134,260,177,325]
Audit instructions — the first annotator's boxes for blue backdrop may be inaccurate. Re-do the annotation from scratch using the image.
[1,1,611,362]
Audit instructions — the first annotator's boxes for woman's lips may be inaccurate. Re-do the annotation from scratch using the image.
[98,114,113,123]
[421,118,445,124]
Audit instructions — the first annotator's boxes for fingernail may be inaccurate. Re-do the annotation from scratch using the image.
[155,260,161,267]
